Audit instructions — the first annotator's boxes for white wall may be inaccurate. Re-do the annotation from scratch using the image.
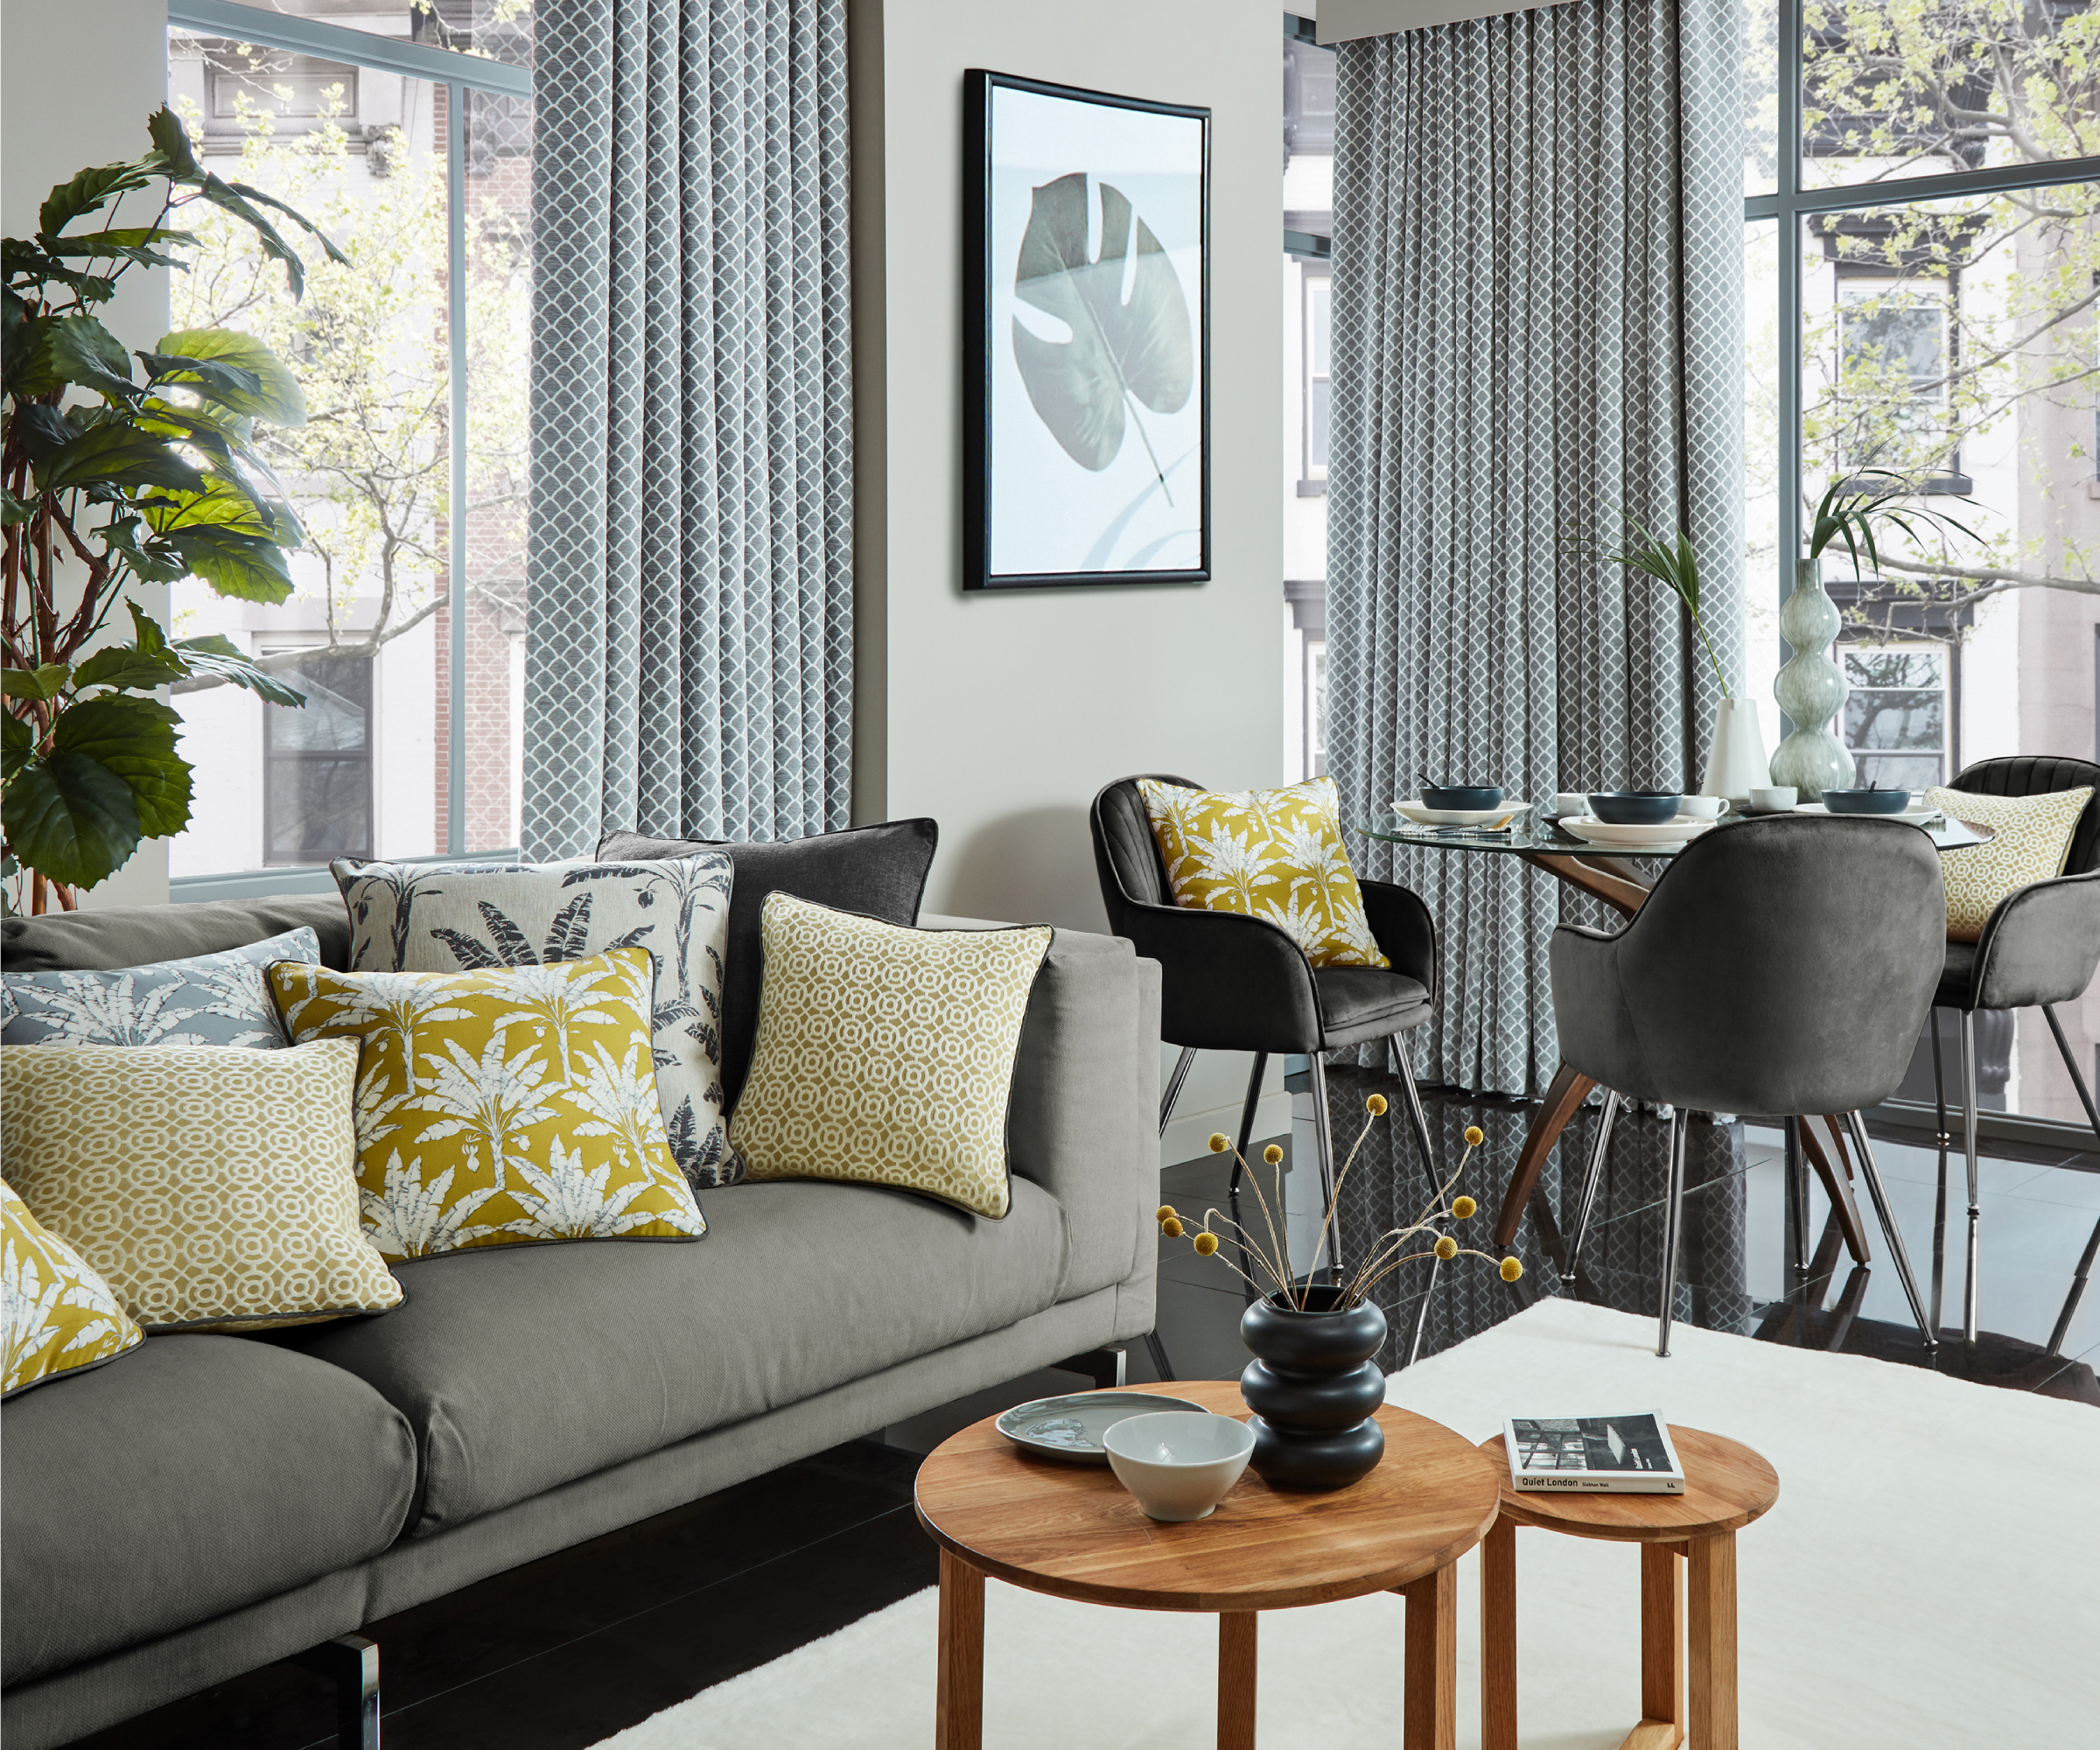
[3,0,175,908]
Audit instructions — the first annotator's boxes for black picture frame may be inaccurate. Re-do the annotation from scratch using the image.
[964,69,1212,592]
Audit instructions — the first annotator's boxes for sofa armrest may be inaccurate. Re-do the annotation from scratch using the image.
[1005,928,1162,1306]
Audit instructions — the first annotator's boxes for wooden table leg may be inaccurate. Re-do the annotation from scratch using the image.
[1401,1563,1457,1750]
[936,1548,984,1750]
[1623,1541,1686,1750]
[1686,1532,1739,1750]
[1800,1116,1870,1265]
[1217,1613,1256,1750]
[1480,1516,1518,1750]
[1494,1060,1598,1249]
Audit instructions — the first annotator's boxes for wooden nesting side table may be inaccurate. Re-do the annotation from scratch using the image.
[1475,1426,1780,1750]
[915,1380,1502,1750]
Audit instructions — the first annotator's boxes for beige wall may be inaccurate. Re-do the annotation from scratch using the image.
[3,0,174,908]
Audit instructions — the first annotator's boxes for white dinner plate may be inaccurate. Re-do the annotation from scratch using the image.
[1793,802,1946,826]
[1391,799,1529,829]
[1559,815,1718,849]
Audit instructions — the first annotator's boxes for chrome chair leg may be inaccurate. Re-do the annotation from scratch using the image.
[1929,1010,1950,1143]
[1159,1046,1197,1138]
[2040,1004,2100,1357]
[1783,1115,1810,1278]
[1656,1108,1689,1358]
[1958,1012,1982,1344]
[1390,1035,1445,1200]
[1227,1052,1269,1199]
[1844,1110,1937,1350]
[1306,1050,1341,1281]
[1564,1089,1622,1286]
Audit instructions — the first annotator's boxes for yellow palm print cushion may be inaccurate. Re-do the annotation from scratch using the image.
[1924,784,2094,942]
[2,1179,144,1399]
[269,948,706,1260]
[1138,776,1390,969]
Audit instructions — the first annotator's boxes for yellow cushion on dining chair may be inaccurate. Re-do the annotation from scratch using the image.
[1924,784,2095,942]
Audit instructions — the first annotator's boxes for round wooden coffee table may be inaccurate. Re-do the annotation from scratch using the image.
[1475,1425,1780,1750]
[916,1379,1500,1750]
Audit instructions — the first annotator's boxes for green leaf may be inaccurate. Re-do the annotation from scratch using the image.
[2,752,142,889]
[12,404,81,466]
[97,514,190,584]
[0,486,31,528]
[219,178,351,270]
[144,107,204,183]
[153,328,304,426]
[164,524,296,603]
[140,477,284,538]
[52,694,191,839]
[12,314,137,400]
[38,158,159,240]
[189,176,312,301]
[0,709,32,788]
[40,227,194,270]
[34,424,206,496]
[0,665,72,702]
[72,644,186,694]
[174,634,308,708]
[136,349,263,412]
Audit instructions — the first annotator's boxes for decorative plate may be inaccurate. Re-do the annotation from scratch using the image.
[1560,816,1718,849]
[996,1391,1211,1465]
[1390,799,1529,829]
[1794,802,1946,826]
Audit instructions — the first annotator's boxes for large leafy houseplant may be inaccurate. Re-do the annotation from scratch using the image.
[2,108,344,912]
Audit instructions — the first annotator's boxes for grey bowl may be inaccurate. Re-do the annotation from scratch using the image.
[1422,784,1504,811]
[1588,790,1682,825]
[1822,788,1913,815]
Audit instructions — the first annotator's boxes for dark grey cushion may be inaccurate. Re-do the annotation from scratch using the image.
[287,1175,1062,1536]
[1,1334,415,1686]
[598,820,938,1109]
[1314,966,1432,1045]
[0,894,351,976]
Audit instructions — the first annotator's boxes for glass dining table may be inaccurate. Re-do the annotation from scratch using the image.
[1354,806,1995,1262]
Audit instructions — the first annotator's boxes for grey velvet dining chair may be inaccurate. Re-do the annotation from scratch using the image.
[1926,755,2100,1351]
[1088,774,1449,1361]
[1549,814,1944,1356]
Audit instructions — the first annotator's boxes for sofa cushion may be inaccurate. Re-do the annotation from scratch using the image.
[0,893,351,976]
[289,1176,1066,1536]
[2,926,320,1048]
[1,1334,416,1686]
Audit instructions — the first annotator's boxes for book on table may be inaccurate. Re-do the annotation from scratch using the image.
[1502,1413,1685,1494]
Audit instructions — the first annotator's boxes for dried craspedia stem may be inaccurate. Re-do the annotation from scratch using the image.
[1465,1124,1484,1146]
[1208,1132,1230,1153]
[1500,1256,1524,1282]
[1193,1231,1220,1256]
[1263,1144,1284,1166]
[1452,1195,1477,1220]
[1367,1094,1389,1116]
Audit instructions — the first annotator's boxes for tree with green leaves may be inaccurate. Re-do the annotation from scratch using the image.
[1,108,340,911]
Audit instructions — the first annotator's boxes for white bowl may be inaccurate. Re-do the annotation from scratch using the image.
[1102,1411,1255,1522]
[1391,798,1527,829]
[1560,816,1717,849]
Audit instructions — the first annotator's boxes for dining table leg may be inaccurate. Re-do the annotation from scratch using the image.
[1217,1613,1257,1750]
[1493,1061,1598,1250]
[1401,1563,1458,1750]
[935,1549,984,1750]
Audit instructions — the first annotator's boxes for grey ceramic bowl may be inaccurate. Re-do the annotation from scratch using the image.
[1587,790,1683,825]
[1821,788,1913,816]
[1422,784,1504,811]
[1102,1410,1255,1522]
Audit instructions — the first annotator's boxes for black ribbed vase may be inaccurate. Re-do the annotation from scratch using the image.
[1239,1287,1387,1491]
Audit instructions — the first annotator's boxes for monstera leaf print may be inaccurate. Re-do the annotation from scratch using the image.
[1012,172,1193,497]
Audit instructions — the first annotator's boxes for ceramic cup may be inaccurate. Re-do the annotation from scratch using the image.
[1554,792,1589,819]
[1102,1410,1255,1522]
[1749,785,1798,813]
[1677,794,1726,821]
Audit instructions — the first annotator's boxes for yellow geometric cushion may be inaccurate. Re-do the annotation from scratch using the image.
[729,895,1052,1218]
[269,947,707,1260]
[2,1178,144,1398]
[1924,784,2095,942]
[1138,775,1390,969]
[0,1040,402,1333]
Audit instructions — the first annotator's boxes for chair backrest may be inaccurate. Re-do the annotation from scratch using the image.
[1949,755,2100,876]
[1088,774,1200,926]
[1579,815,1945,1116]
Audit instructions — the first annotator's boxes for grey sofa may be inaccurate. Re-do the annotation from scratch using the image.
[1,893,1161,1749]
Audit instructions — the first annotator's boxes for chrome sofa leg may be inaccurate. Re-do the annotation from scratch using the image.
[1958,1012,1981,1344]
[290,1634,379,1750]
[1307,1050,1341,1280]
[1656,1110,1689,1357]
[1228,1051,1269,1199]
[1844,1110,1937,1350]
[2040,1005,2100,1358]
[1159,1046,1198,1138]
[1565,1090,1621,1287]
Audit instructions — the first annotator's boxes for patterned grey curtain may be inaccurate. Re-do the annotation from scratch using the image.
[521,0,853,860]
[1326,0,1743,1096]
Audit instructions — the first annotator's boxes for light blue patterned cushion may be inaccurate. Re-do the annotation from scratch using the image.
[2,928,323,1049]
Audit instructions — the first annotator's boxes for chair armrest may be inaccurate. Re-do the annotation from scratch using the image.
[1360,878,1438,1002]
[1109,897,1323,1054]
[1971,871,2100,1011]
[1546,922,1648,1099]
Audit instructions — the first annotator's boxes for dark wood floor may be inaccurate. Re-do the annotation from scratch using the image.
[71,1082,2100,1750]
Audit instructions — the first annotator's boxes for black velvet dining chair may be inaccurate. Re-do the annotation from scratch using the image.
[1549,814,1944,1356]
[1927,755,2100,1351]
[1088,775,1448,1358]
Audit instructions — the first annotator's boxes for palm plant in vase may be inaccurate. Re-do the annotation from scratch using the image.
[1156,1096,1522,1491]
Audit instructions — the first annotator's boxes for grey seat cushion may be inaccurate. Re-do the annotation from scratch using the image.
[0,893,351,976]
[2,1334,416,1687]
[1315,967,1432,1046]
[289,1177,1065,1537]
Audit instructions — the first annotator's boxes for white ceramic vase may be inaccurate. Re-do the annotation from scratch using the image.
[1768,556,1856,801]
[1699,697,1770,806]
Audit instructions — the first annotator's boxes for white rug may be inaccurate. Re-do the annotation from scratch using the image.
[596,1301,2094,1748]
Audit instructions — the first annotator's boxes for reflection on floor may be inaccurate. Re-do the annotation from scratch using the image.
[73,1069,2100,1750]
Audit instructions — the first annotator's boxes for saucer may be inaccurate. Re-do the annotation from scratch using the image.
[1392,798,1528,829]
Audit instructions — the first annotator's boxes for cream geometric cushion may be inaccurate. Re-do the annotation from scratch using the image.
[2,1179,144,1398]
[0,1040,402,1333]
[1924,785,2095,942]
[728,895,1052,1218]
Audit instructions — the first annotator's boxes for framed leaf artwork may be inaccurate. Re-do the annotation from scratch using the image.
[965,71,1210,592]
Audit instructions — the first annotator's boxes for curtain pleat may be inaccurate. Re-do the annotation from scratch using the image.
[522,0,852,859]
[1327,0,1744,1098]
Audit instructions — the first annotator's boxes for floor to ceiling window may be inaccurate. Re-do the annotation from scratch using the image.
[1284,13,1332,783]
[163,0,532,887]
[1747,1,2100,1125]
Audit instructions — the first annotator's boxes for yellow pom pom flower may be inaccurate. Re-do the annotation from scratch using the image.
[1366,1094,1389,1116]
[1263,1144,1284,1166]
[1452,1195,1477,1220]
[1433,1235,1460,1260]
[1500,1256,1524,1282]
[1162,1217,1185,1238]
[1464,1125,1485,1146]
[1193,1231,1221,1256]
[1155,1204,1179,1224]
[1208,1132,1230,1154]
